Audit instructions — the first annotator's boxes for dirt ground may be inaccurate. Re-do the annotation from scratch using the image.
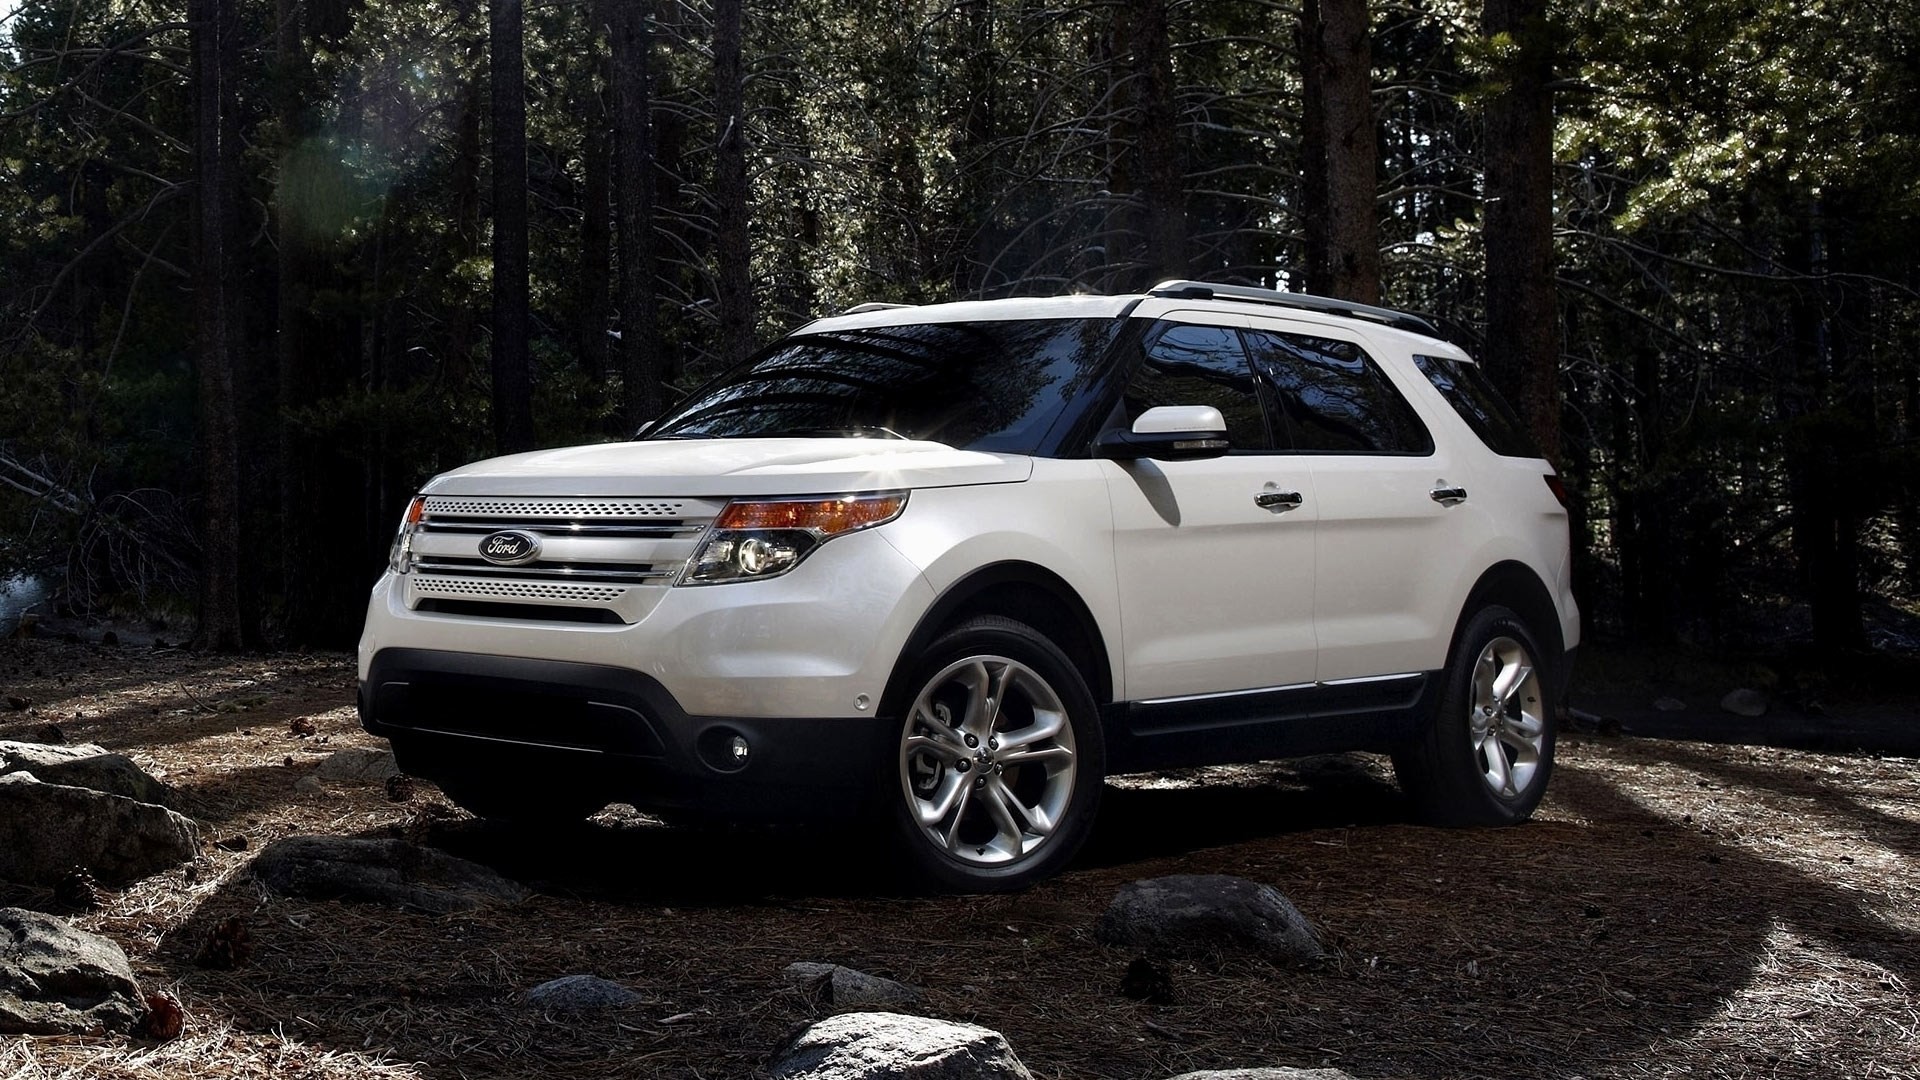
[0,638,1916,1080]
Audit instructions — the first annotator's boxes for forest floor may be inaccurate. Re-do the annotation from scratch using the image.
[0,638,1916,1080]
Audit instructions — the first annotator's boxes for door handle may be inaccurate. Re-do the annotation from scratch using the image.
[1254,489,1304,511]
[1430,485,1469,506]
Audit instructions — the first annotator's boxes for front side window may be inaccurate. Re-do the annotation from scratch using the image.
[648,319,1123,454]
[1411,353,1541,459]
[1120,323,1275,451]
[1244,330,1431,455]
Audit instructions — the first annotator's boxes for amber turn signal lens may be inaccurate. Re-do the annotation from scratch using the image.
[713,493,907,536]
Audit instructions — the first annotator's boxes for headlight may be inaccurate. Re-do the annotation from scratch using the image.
[681,492,907,584]
[387,496,426,574]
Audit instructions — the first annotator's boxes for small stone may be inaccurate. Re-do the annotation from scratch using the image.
[250,835,530,914]
[524,974,643,1011]
[783,962,923,1007]
[0,740,175,805]
[5,696,29,711]
[1720,689,1768,717]
[0,773,199,887]
[313,747,400,785]
[1652,696,1686,712]
[1159,1060,1359,1068]
[770,1012,1033,1080]
[0,908,145,1035]
[1095,875,1322,966]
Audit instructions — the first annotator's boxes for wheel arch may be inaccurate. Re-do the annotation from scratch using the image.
[881,561,1115,716]
[1453,560,1566,684]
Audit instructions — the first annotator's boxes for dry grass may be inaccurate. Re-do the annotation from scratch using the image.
[2,638,1918,1079]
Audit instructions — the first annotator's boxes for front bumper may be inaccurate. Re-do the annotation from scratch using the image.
[359,648,893,820]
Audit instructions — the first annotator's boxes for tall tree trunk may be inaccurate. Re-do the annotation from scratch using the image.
[1120,0,1184,283]
[489,0,535,453]
[608,0,662,429]
[580,56,612,384]
[712,0,754,369]
[1317,0,1379,303]
[1297,0,1328,294]
[190,0,244,650]
[1481,0,1558,460]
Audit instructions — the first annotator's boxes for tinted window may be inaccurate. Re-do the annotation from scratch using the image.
[1412,353,1541,458]
[648,319,1121,453]
[1121,323,1274,451]
[1245,330,1431,454]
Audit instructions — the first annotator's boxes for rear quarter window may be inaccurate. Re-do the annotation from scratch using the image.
[1411,354,1541,459]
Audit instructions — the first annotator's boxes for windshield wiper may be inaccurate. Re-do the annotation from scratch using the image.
[733,426,911,440]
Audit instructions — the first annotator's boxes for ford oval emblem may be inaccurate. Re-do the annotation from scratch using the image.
[479,530,542,566]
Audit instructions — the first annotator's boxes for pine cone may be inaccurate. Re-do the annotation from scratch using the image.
[385,774,415,803]
[289,716,317,738]
[194,916,252,970]
[136,991,185,1041]
[54,866,99,912]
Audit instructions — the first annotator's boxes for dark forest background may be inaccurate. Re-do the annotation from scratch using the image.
[0,0,1916,656]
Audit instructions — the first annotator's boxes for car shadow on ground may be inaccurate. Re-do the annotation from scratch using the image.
[123,735,1919,1079]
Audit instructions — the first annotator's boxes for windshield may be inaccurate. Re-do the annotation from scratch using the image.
[646,318,1123,454]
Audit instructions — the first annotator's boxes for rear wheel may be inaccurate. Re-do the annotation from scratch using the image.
[1393,605,1556,826]
[886,616,1104,892]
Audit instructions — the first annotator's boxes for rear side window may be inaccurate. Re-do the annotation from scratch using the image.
[1122,323,1275,451]
[1411,354,1541,459]
[1244,330,1431,455]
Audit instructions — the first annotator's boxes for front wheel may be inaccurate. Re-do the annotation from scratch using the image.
[1393,605,1556,826]
[885,616,1104,892]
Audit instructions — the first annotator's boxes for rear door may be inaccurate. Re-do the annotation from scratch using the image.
[1241,316,1480,682]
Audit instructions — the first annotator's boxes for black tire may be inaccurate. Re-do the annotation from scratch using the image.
[436,779,607,828]
[1393,604,1557,826]
[883,615,1104,892]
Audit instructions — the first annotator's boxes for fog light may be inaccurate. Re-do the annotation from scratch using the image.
[728,735,750,765]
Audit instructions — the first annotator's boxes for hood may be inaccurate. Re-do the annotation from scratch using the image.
[420,437,1034,498]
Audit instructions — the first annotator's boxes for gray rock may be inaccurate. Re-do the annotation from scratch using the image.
[784,962,923,1007]
[1095,874,1322,965]
[1652,696,1687,712]
[0,740,175,806]
[1168,1071,1355,1080]
[1720,688,1768,717]
[771,1012,1032,1080]
[251,836,530,914]
[0,773,200,888]
[1167,1060,1351,1068]
[313,747,401,785]
[524,974,642,1010]
[0,907,144,1035]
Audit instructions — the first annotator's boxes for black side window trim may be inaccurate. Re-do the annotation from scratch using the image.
[1242,327,1436,458]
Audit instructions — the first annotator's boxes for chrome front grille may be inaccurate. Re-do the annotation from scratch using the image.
[404,495,725,622]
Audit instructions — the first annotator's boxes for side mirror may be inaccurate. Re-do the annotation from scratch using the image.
[1095,405,1232,461]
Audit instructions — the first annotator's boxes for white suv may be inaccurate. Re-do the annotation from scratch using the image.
[358,281,1579,890]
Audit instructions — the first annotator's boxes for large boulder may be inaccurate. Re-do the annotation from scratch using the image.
[1095,875,1322,966]
[0,908,144,1035]
[0,740,175,806]
[251,836,531,914]
[771,1012,1032,1080]
[0,773,200,888]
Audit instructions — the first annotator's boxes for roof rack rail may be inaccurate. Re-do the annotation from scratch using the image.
[840,301,914,315]
[1146,279,1440,338]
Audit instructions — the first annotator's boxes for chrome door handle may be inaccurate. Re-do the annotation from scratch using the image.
[1430,486,1469,506]
[1254,489,1304,511]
